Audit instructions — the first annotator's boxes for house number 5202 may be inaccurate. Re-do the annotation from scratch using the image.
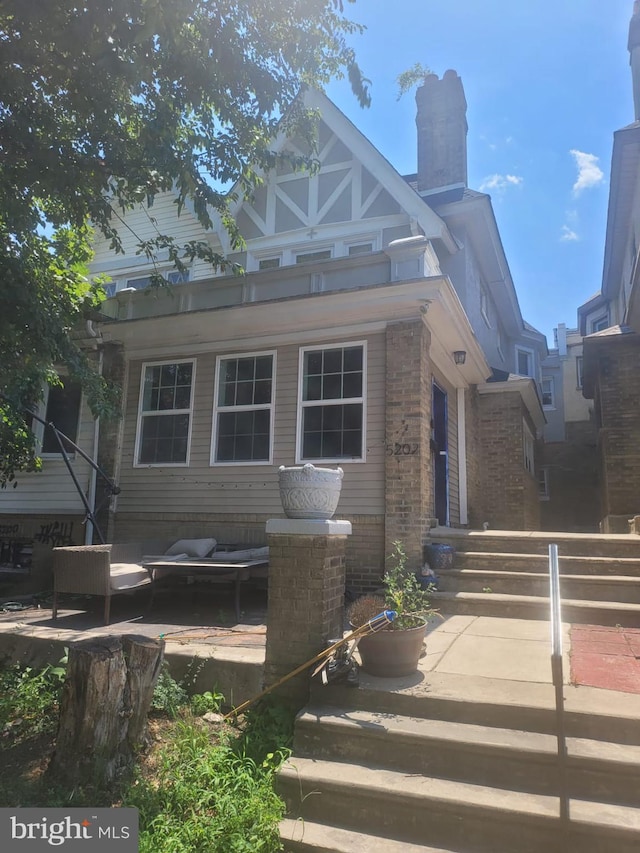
[386,443,419,456]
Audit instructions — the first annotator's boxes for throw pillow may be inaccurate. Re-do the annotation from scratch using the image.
[165,538,217,558]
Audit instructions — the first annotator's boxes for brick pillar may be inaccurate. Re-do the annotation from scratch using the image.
[384,318,433,569]
[264,518,351,710]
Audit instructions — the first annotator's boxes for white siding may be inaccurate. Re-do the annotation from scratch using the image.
[0,398,95,514]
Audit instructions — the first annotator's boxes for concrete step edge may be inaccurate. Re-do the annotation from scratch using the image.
[280,819,455,853]
[456,552,640,565]
[430,590,640,610]
[439,569,640,584]
[279,756,640,833]
[295,708,640,773]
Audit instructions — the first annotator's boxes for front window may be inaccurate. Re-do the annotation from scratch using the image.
[136,361,194,465]
[212,352,275,464]
[297,342,366,462]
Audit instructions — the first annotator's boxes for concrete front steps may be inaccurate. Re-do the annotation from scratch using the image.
[278,672,640,853]
[427,528,640,625]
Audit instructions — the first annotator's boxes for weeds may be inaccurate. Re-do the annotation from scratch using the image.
[0,661,290,851]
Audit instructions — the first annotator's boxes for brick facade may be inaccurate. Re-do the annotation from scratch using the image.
[264,527,348,708]
[384,318,433,569]
[589,335,640,531]
[475,389,541,530]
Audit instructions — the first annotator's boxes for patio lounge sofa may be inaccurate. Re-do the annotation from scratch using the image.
[51,539,268,625]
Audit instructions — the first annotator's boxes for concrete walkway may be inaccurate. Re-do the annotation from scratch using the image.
[0,597,638,710]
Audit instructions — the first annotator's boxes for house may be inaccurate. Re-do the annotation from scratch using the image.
[579,2,640,533]
[0,72,549,590]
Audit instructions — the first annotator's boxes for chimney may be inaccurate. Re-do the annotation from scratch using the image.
[629,1,640,120]
[415,70,468,193]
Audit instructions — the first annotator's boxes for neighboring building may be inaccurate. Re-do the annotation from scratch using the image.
[540,324,599,532]
[0,72,548,588]
[580,1,640,532]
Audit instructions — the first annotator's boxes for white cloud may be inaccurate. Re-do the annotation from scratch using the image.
[570,149,604,195]
[560,225,579,242]
[479,173,524,192]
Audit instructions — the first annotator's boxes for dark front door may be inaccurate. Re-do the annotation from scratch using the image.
[431,382,449,526]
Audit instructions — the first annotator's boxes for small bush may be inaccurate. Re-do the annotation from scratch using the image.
[150,665,188,718]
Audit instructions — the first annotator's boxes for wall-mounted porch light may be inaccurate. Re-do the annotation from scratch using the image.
[453,350,467,365]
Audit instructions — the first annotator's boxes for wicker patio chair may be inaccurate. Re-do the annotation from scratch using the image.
[52,543,152,625]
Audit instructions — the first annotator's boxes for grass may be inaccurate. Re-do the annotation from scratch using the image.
[0,661,292,852]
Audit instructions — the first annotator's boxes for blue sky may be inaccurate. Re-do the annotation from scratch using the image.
[326,0,635,347]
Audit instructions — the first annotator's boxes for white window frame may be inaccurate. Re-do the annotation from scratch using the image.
[210,350,277,467]
[515,345,535,378]
[538,467,550,501]
[576,356,584,389]
[296,340,367,464]
[134,359,196,468]
[294,246,333,264]
[541,377,555,410]
[523,421,535,475]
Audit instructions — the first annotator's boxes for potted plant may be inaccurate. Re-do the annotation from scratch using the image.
[347,541,437,677]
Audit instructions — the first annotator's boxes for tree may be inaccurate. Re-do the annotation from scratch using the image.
[0,0,369,486]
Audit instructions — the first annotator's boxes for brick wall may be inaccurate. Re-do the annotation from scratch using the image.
[384,319,433,569]
[590,336,640,528]
[111,510,384,591]
[264,531,347,708]
[464,387,483,529]
[476,390,540,530]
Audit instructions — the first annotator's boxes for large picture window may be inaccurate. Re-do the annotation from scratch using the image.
[136,361,194,465]
[212,352,275,464]
[297,342,366,462]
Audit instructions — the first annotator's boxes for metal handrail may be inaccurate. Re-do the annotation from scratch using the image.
[549,544,568,829]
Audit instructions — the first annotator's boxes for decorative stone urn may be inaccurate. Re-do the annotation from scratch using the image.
[278,463,344,519]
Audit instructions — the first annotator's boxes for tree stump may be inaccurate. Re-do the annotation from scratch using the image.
[48,634,164,787]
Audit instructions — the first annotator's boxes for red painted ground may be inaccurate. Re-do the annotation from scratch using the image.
[570,625,640,694]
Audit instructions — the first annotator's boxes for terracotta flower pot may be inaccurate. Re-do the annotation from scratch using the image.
[357,620,426,677]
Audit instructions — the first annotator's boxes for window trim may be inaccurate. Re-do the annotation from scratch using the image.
[515,345,535,378]
[541,377,555,410]
[295,340,367,465]
[134,359,196,468]
[210,350,277,467]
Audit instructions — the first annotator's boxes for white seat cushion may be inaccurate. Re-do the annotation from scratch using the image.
[109,563,151,591]
[209,546,269,563]
[165,538,217,558]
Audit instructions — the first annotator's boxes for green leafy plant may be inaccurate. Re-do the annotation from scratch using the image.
[0,656,67,741]
[348,541,436,631]
[190,690,225,716]
[150,665,188,718]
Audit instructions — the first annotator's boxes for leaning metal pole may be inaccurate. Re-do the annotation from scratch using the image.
[21,406,120,545]
[549,543,569,835]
